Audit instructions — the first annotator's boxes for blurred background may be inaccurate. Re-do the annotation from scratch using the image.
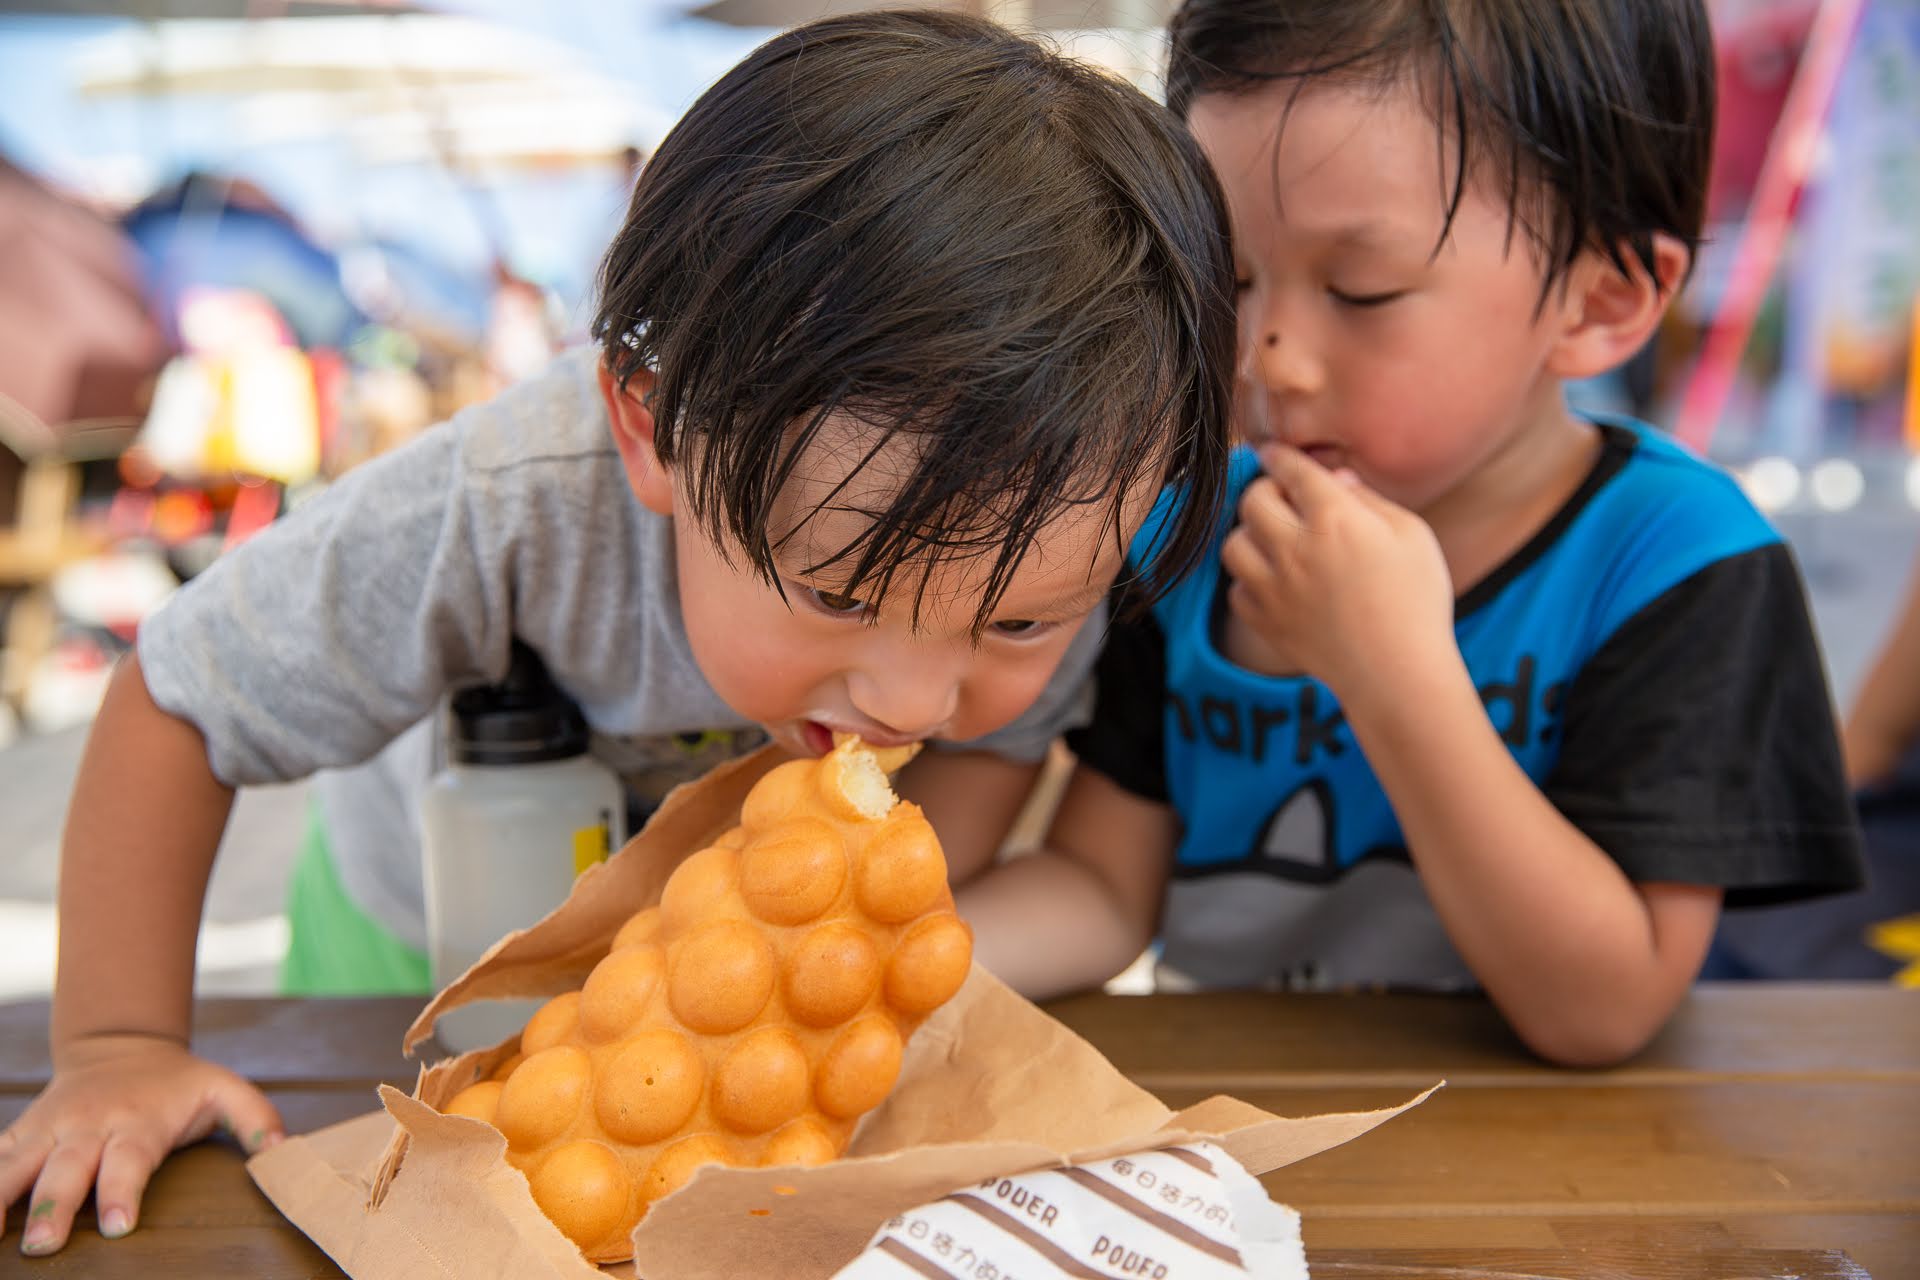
[0,0,1916,996]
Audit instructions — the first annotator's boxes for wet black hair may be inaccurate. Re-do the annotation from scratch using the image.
[1166,0,1716,298]
[594,10,1236,629]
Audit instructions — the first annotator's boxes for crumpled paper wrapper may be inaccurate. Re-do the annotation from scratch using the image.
[249,746,1435,1279]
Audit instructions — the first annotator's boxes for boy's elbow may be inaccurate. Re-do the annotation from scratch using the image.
[1100,926,1157,989]
[1042,906,1151,997]
[1062,907,1156,998]
[1511,1003,1664,1069]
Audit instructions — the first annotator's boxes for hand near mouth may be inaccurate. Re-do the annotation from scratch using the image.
[1219,444,1454,701]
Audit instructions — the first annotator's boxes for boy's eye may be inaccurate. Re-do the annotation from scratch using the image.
[989,618,1064,640]
[1329,286,1406,308]
[1233,277,1254,295]
[804,586,871,617]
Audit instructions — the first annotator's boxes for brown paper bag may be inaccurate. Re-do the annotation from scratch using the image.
[249,746,1434,1278]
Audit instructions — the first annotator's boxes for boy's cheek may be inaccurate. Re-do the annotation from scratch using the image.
[682,604,829,714]
[953,631,1083,739]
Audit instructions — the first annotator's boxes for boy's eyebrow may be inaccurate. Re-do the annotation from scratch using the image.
[1279,213,1415,251]
[776,555,1109,622]
[1017,582,1110,621]
[1322,221,1425,252]
[1333,222,1391,247]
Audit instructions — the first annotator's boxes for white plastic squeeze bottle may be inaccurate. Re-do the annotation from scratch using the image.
[421,640,626,1051]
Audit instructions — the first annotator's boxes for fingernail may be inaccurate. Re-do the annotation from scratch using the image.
[21,1224,56,1254]
[101,1209,131,1239]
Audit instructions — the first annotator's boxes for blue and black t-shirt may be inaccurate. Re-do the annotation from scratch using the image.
[1070,422,1865,991]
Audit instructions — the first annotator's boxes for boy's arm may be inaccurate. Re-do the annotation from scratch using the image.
[7,400,533,1254]
[1339,656,1720,1065]
[1229,448,1860,1066]
[946,577,1179,998]
[1,656,284,1255]
[136,420,520,793]
[52,655,231,1047]
[1355,560,1861,1064]
[1843,554,1920,787]
[955,763,1179,999]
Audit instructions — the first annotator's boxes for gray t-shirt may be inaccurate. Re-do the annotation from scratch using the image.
[139,347,1099,944]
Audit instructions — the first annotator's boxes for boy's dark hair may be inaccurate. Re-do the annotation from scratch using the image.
[1165,0,1715,298]
[594,10,1235,629]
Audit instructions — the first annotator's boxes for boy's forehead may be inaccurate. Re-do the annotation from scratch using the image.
[1193,80,1465,240]
[767,412,1153,605]
[764,416,911,569]
[769,417,912,533]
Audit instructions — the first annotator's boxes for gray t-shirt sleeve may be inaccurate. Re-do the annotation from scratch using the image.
[139,420,513,787]
[933,599,1105,764]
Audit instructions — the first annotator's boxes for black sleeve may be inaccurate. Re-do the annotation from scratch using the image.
[1544,541,1865,906]
[1065,589,1170,803]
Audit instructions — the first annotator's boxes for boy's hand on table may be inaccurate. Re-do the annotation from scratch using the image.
[0,1033,283,1256]
[1222,444,1454,695]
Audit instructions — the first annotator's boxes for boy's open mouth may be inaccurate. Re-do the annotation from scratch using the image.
[800,719,924,756]
[801,720,836,756]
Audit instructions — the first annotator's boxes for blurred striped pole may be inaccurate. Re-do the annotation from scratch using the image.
[1673,0,1869,455]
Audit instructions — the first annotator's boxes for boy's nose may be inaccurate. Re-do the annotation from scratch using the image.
[844,660,962,743]
[1246,325,1324,399]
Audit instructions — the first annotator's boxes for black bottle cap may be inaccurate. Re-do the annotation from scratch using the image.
[447,640,591,765]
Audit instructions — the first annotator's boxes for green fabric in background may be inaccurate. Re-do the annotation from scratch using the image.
[279,806,430,996]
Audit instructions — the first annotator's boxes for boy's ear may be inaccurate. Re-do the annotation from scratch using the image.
[1546,233,1690,383]
[598,359,674,516]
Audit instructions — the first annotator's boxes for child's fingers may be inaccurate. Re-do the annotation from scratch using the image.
[92,1128,171,1241]
[1257,444,1345,518]
[0,1124,55,1243]
[1219,523,1275,594]
[1334,470,1407,519]
[18,1134,103,1256]
[209,1076,286,1157]
[1236,477,1305,553]
[1224,578,1263,625]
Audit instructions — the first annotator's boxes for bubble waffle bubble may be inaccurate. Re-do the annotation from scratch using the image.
[441,736,973,1262]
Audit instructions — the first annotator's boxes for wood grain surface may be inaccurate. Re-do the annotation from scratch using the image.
[1,986,1913,1278]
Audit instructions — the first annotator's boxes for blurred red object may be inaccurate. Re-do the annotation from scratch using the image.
[0,156,168,450]
[1677,0,1867,450]
[1709,0,1821,222]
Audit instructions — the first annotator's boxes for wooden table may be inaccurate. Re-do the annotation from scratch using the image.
[2,985,1914,1278]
